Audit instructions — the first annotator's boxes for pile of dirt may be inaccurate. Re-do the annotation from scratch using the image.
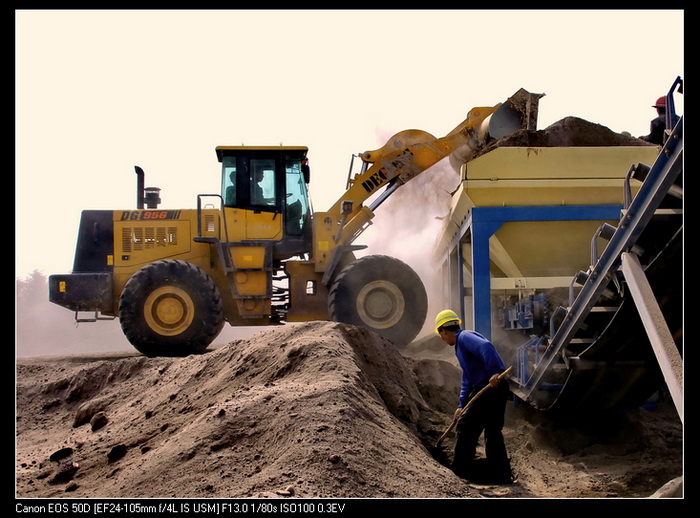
[449,116,656,181]
[485,116,658,151]
[15,322,682,499]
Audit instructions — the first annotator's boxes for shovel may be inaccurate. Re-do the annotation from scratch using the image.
[435,366,513,448]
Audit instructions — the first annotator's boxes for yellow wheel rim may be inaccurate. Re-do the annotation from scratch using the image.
[144,286,195,336]
[356,281,404,329]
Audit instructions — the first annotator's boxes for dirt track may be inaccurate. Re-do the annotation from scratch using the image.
[16,322,682,500]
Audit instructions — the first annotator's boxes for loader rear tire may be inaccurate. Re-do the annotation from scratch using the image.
[119,260,224,357]
[328,255,427,346]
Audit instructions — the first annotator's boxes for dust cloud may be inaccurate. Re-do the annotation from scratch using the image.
[356,133,461,339]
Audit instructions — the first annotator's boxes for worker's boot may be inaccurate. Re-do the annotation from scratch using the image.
[462,458,514,485]
[486,458,514,485]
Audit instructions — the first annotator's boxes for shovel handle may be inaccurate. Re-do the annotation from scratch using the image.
[435,366,512,447]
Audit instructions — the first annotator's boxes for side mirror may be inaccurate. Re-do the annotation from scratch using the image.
[302,164,310,184]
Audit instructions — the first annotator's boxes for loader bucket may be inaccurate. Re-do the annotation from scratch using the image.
[447,88,544,171]
[484,88,543,139]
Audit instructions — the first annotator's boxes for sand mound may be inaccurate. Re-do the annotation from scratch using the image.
[16,322,472,498]
[16,322,682,499]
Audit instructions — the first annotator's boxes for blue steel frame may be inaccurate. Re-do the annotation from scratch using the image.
[451,204,623,340]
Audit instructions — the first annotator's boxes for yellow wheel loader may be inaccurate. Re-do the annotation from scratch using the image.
[49,89,542,356]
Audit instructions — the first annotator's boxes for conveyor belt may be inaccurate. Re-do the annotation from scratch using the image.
[512,116,683,415]
[545,226,682,413]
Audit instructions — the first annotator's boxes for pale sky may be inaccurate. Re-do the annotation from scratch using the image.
[15,9,684,279]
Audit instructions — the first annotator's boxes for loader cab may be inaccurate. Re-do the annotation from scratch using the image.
[216,146,312,254]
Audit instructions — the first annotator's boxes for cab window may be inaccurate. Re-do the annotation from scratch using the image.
[250,159,276,208]
[285,159,310,235]
[222,164,236,206]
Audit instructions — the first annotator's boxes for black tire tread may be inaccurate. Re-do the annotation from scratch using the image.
[328,254,427,346]
[119,260,224,356]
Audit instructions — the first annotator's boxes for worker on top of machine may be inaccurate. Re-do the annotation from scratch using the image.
[435,310,514,484]
[640,96,667,146]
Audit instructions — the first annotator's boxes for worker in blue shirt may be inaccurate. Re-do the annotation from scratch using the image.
[435,310,513,484]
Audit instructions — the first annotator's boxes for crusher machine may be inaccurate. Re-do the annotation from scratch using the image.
[434,77,683,419]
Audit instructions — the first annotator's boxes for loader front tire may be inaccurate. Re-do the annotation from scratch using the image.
[328,255,427,346]
[119,260,224,357]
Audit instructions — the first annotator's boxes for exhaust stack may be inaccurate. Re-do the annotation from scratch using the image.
[134,166,161,209]
[135,166,145,209]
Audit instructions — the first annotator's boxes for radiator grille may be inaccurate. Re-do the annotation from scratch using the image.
[122,226,178,253]
[205,214,216,233]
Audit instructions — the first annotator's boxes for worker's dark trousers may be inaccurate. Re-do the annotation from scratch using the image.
[452,383,511,481]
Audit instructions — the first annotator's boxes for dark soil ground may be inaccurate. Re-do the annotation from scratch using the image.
[16,322,683,501]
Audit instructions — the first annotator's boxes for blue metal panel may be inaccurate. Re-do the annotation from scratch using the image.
[464,205,623,339]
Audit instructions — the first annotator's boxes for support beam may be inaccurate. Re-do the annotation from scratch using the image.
[465,205,622,340]
[621,252,683,423]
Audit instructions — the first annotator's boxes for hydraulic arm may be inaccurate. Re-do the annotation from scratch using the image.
[312,88,543,274]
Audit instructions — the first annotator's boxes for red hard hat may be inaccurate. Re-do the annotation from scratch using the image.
[652,96,666,108]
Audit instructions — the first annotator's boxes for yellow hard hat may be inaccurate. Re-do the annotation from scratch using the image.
[435,310,461,333]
